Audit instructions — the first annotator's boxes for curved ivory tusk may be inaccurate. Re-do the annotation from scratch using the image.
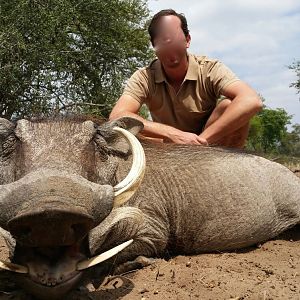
[77,239,133,271]
[0,260,28,274]
[112,127,146,207]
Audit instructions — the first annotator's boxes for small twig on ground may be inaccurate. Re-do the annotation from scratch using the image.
[263,290,267,300]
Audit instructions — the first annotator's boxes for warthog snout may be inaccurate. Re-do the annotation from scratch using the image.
[8,208,94,247]
[0,170,116,247]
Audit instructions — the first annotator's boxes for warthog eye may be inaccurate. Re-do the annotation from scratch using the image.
[94,133,110,161]
[94,132,129,159]
[0,119,16,158]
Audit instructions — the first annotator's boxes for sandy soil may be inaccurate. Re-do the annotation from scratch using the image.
[0,172,299,300]
[97,227,300,300]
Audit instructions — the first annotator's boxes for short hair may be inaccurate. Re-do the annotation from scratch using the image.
[148,9,189,46]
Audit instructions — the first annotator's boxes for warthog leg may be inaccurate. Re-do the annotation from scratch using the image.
[114,256,156,275]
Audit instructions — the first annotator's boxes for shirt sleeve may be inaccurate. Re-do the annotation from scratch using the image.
[206,60,240,98]
[122,69,150,105]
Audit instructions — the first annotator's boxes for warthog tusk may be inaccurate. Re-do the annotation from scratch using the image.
[0,240,133,274]
[76,239,133,271]
[0,260,28,274]
[112,127,146,207]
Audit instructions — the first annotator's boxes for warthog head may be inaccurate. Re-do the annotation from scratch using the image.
[0,116,145,299]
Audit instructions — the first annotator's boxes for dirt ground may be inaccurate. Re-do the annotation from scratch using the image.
[0,172,299,300]
[96,226,300,300]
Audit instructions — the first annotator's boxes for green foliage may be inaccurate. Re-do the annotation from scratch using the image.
[289,61,300,95]
[279,124,300,156]
[0,0,154,119]
[138,104,150,119]
[246,107,292,153]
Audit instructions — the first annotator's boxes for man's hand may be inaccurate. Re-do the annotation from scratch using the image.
[164,131,208,145]
[110,95,209,146]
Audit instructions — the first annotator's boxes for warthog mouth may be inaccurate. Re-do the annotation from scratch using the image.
[1,240,133,298]
[19,273,83,300]
[1,243,86,299]
[17,244,85,287]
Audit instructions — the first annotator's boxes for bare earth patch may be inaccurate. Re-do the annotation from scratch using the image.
[1,226,299,300]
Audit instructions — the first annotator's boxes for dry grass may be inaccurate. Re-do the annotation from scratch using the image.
[267,155,300,172]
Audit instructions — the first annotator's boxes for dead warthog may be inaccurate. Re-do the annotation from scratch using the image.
[0,116,299,299]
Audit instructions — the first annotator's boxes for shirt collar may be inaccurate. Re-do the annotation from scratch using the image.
[153,59,165,83]
[153,53,198,84]
[185,54,199,81]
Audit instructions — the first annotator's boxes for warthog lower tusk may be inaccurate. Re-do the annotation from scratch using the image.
[0,240,133,274]
[0,260,28,274]
[112,127,146,207]
[77,239,133,271]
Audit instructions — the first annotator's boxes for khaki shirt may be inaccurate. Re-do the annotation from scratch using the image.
[122,53,240,134]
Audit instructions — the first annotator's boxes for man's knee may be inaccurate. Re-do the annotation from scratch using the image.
[215,122,250,149]
[204,98,232,129]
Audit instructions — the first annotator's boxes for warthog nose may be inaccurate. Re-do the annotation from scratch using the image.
[8,209,94,247]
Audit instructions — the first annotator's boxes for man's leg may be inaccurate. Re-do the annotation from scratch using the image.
[204,99,250,149]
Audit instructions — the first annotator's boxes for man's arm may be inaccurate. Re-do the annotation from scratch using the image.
[109,95,207,145]
[199,81,263,144]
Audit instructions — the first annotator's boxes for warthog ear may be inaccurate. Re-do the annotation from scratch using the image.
[0,119,17,182]
[0,118,15,138]
[108,117,144,136]
[96,117,144,156]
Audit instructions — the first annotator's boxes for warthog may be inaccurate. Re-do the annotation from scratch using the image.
[0,116,299,299]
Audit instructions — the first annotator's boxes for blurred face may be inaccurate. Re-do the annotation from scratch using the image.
[153,15,191,68]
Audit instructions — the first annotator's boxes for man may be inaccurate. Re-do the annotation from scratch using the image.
[109,9,262,148]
